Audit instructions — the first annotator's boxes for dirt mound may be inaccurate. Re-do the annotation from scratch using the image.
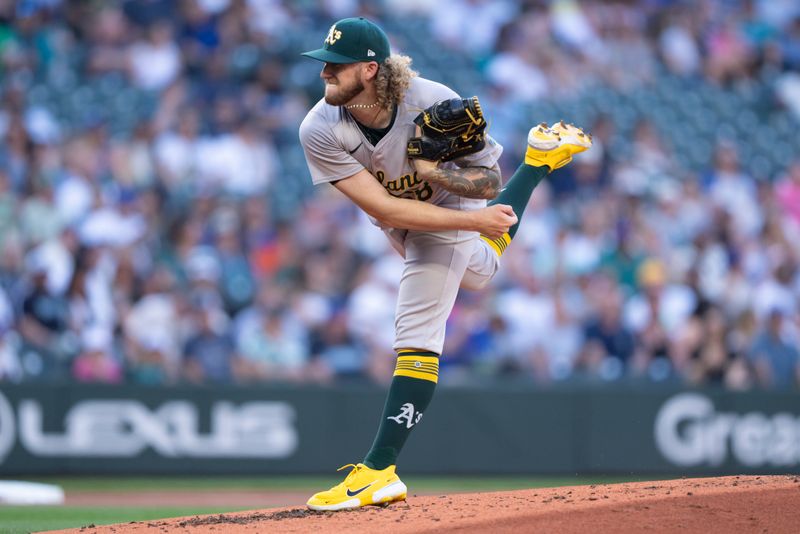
[54,475,800,534]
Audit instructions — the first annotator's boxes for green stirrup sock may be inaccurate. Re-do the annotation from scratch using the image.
[480,164,548,256]
[489,163,548,238]
[363,351,439,470]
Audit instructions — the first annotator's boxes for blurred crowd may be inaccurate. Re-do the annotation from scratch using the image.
[0,0,798,390]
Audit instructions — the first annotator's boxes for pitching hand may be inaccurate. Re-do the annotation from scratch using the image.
[475,204,517,239]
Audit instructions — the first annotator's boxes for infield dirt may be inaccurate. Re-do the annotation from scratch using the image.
[52,475,800,533]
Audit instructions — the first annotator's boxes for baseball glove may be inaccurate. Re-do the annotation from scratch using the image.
[407,96,487,162]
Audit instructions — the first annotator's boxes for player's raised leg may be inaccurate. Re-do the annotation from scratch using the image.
[480,122,592,256]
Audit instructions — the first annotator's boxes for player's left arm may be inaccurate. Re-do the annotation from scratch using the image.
[412,159,501,200]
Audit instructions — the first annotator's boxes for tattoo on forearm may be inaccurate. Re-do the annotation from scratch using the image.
[425,166,501,199]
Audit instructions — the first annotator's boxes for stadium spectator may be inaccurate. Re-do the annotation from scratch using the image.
[85,7,131,78]
[127,20,182,91]
[0,327,22,383]
[430,0,515,58]
[0,285,21,382]
[122,266,183,385]
[346,257,403,373]
[183,305,235,384]
[233,305,309,383]
[774,160,800,227]
[706,141,762,239]
[0,0,796,391]
[624,258,697,381]
[18,258,73,379]
[748,307,800,389]
[658,10,703,77]
[310,309,369,383]
[679,302,736,386]
[71,325,123,384]
[579,280,635,380]
[153,109,202,192]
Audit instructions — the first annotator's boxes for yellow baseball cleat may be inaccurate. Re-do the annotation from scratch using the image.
[306,463,407,511]
[524,121,592,171]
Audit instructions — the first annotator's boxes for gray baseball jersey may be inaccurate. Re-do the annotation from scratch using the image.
[299,76,504,354]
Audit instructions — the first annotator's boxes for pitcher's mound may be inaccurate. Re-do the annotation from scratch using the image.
[58,475,800,534]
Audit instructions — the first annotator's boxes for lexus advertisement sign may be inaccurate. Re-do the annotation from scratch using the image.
[0,385,798,475]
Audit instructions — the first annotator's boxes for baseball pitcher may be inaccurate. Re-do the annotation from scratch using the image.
[299,17,591,511]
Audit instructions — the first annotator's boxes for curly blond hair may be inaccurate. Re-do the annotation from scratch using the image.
[374,54,418,108]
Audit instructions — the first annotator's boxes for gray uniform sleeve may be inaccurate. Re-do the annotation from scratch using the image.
[299,111,365,185]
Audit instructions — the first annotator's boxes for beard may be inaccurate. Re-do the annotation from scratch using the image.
[324,78,365,106]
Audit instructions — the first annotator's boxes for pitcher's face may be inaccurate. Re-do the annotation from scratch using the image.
[320,62,366,106]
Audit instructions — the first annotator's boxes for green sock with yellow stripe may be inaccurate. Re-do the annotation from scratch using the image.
[363,349,439,470]
[480,163,548,256]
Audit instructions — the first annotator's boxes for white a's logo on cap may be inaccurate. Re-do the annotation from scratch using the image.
[367,49,375,57]
[325,24,342,45]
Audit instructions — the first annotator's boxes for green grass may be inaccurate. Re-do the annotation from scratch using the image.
[0,506,249,534]
[22,474,659,493]
[2,475,666,533]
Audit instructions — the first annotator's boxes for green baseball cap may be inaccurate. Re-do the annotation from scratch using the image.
[302,17,390,64]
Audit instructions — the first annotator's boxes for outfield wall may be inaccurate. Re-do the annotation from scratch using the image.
[0,384,798,475]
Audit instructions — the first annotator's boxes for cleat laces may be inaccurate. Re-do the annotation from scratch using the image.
[332,463,363,490]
